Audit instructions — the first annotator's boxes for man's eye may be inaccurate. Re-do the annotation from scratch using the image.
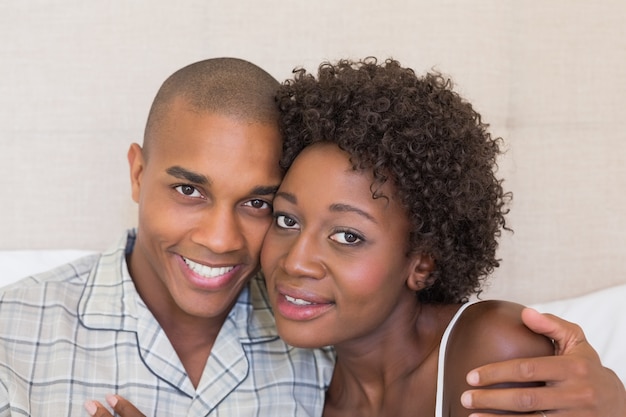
[244,199,271,210]
[329,230,363,245]
[174,185,202,198]
[275,214,299,229]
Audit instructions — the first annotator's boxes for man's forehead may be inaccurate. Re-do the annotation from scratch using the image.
[146,103,282,159]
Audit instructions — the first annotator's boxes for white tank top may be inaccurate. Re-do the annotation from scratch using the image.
[434,301,478,417]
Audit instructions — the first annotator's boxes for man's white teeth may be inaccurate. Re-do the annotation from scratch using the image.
[184,258,234,278]
[285,294,313,306]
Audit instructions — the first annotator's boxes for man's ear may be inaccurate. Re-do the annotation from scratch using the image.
[127,143,145,204]
[406,253,435,292]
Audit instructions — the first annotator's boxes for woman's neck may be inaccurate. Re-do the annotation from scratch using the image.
[324,302,460,417]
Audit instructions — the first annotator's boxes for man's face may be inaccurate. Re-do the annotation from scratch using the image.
[128,97,282,324]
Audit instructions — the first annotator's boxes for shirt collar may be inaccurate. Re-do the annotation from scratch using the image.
[78,230,140,330]
[78,229,280,343]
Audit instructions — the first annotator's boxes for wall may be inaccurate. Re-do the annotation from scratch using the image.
[1,1,625,304]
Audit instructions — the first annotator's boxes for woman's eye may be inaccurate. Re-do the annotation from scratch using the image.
[330,230,363,245]
[174,185,203,198]
[244,199,271,210]
[275,214,299,229]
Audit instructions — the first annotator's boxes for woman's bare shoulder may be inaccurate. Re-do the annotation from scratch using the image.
[451,300,554,359]
[440,300,555,417]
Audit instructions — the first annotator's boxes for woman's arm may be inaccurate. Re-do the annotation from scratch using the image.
[442,301,555,417]
[461,308,626,417]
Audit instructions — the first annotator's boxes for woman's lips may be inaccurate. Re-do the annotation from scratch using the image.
[275,289,334,321]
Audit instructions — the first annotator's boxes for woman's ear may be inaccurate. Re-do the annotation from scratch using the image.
[406,253,435,292]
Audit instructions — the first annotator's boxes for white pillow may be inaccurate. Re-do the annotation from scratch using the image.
[530,284,626,383]
[0,250,96,288]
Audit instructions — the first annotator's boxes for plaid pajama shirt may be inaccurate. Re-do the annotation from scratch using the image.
[0,230,334,416]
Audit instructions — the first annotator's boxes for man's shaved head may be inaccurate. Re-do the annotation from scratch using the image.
[144,57,280,154]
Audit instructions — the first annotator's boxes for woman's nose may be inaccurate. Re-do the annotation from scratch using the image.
[280,232,326,279]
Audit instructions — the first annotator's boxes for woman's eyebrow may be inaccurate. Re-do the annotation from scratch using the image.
[275,191,377,224]
[330,203,378,224]
[274,191,297,204]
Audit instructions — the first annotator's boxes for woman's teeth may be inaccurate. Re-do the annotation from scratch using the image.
[285,294,313,306]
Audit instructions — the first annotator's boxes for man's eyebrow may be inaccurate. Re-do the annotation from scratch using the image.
[166,166,278,196]
[252,185,280,196]
[330,203,378,224]
[166,166,209,185]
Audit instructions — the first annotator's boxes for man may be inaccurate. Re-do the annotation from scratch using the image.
[1,58,333,416]
[1,58,623,417]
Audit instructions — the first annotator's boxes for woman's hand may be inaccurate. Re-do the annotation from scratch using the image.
[85,394,146,417]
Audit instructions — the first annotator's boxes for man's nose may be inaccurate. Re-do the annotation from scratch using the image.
[190,206,245,254]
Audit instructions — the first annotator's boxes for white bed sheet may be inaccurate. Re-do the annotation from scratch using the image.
[1,250,624,383]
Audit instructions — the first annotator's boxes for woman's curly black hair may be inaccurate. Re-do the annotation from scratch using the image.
[276,57,511,304]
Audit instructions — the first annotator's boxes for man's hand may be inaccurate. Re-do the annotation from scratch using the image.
[84,395,146,417]
[461,308,626,417]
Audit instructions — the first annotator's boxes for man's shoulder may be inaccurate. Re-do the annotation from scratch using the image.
[0,253,104,340]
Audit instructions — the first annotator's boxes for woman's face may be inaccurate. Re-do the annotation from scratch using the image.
[261,142,424,349]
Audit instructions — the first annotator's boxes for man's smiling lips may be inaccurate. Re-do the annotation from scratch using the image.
[179,256,244,291]
[183,257,235,278]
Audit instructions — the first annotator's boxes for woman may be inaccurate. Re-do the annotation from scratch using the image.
[260,57,553,416]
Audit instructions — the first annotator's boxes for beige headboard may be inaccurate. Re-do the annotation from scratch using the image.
[1,1,625,305]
